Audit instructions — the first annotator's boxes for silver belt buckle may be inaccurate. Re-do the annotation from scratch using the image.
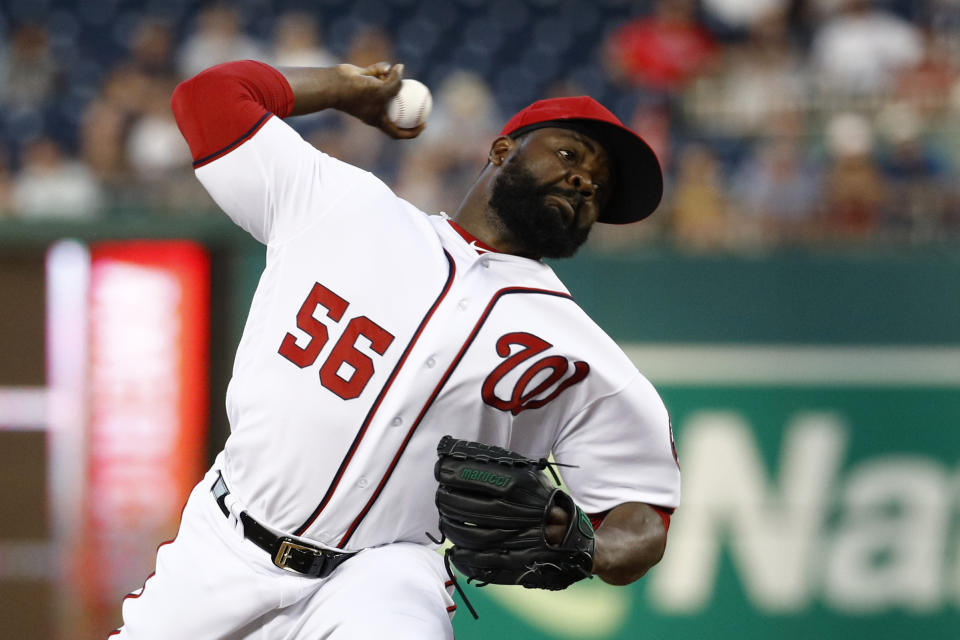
[274,538,319,573]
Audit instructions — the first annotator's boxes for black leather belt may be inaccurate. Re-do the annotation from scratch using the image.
[211,472,355,578]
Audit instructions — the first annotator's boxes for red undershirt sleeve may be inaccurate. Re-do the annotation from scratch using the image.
[651,505,672,534]
[170,60,295,168]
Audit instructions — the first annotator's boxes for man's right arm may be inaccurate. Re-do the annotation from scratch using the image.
[170,60,417,169]
[169,60,420,243]
[281,63,422,139]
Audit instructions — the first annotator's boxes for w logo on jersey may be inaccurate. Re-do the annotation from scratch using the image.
[481,332,589,415]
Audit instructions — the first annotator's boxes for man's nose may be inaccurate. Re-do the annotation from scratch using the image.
[570,173,596,199]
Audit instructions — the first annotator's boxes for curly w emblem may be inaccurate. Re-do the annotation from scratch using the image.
[481,332,589,415]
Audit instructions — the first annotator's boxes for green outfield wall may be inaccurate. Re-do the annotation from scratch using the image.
[3,218,957,639]
[550,248,960,345]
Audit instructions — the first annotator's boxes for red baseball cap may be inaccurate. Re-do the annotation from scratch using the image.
[499,96,663,224]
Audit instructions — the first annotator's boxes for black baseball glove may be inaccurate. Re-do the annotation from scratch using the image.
[433,435,595,592]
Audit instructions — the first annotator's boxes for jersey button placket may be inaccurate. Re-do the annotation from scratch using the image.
[457,298,469,311]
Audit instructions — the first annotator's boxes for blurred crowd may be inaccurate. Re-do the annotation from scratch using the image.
[0,0,958,252]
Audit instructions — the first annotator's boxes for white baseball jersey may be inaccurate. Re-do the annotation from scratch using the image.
[196,114,681,552]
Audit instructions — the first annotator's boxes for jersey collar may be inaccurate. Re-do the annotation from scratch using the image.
[446,219,499,255]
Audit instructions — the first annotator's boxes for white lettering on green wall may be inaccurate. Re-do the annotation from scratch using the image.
[649,411,957,615]
[650,411,846,612]
[824,459,950,612]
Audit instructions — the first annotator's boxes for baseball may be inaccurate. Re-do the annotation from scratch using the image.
[387,79,433,129]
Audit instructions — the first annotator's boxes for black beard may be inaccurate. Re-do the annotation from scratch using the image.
[487,159,592,259]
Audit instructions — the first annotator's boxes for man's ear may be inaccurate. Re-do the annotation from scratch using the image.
[489,136,515,166]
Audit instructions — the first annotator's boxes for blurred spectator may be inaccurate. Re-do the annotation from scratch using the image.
[271,12,337,68]
[76,16,189,210]
[127,18,177,81]
[11,137,104,220]
[178,3,267,78]
[810,0,923,95]
[0,23,60,109]
[891,27,957,118]
[344,26,394,69]
[126,78,197,210]
[820,112,887,240]
[603,0,718,95]
[395,71,500,213]
[80,66,153,192]
[310,27,400,182]
[126,78,189,181]
[670,144,730,251]
[701,0,788,34]
[683,8,809,138]
[729,134,822,246]
[875,102,953,242]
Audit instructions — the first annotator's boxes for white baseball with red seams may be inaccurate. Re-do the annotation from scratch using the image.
[387,78,432,128]
[112,61,679,640]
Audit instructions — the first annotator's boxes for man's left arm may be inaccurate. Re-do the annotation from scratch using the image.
[591,502,668,584]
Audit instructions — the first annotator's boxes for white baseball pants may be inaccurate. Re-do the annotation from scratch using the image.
[111,466,457,639]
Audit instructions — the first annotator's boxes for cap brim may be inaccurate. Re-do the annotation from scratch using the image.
[510,119,663,224]
[569,120,663,224]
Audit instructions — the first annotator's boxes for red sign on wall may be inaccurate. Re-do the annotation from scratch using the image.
[80,241,209,632]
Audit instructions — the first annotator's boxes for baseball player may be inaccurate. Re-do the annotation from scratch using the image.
[110,60,680,638]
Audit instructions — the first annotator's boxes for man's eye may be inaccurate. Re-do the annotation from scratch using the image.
[558,149,575,161]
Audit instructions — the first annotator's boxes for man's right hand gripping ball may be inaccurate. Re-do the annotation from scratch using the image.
[433,435,596,590]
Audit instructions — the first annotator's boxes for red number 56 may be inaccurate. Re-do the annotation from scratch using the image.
[278,283,394,400]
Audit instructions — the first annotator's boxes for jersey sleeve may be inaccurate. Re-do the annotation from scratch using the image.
[171,60,372,244]
[553,373,681,515]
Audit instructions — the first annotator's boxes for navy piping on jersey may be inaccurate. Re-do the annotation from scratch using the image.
[192,112,273,168]
[294,251,457,536]
[337,286,574,547]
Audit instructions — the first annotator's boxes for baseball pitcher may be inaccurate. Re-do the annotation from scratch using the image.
[110,59,680,639]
